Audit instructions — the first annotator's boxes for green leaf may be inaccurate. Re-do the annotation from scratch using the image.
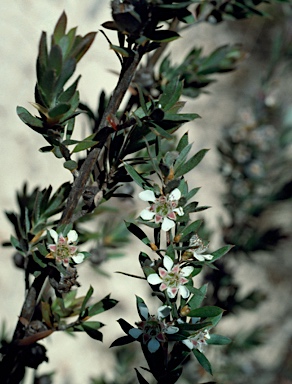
[37,243,49,257]
[80,285,94,319]
[48,103,71,118]
[177,132,189,152]
[17,106,43,129]
[39,146,54,153]
[110,44,134,57]
[72,138,98,153]
[125,222,151,247]
[192,348,213,375]
[48,45,63,75]
[207,334,231,345]
[145,30,180,43]
[123,162,152,189]
[63,160,78,171]
[81,321,103,341]
[177,220,203,240]
[175,149,209,178]
[164,113,200,121]
[210,245,233,263]
[10,235,23,252]
[110,335,135,347]
[159,77,183,111]
[70,32,97,62]
[174,143,192,171]
[150,123,173,140]
[87,294,118,317]
[135,369,150,384]
[187,284,208,310]
[53,12,67,44]
[188,306,223,318]
[32,251,46,268]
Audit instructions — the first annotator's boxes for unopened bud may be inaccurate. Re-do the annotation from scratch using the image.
[180,305,190,317]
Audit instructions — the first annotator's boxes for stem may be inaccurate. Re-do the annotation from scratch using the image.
[60,50,141,225]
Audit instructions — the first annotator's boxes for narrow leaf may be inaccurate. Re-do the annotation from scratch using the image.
[192,349,213,375]
[175,149,209,177]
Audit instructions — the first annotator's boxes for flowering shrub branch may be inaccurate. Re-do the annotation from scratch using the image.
[1,1,287,383]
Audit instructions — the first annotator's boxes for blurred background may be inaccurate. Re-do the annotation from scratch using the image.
[0,1,291,383]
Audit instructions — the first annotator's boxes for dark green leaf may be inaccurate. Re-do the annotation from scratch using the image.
[210,245,233,263]
[135,369,150,384]
[48,103,71,118]
[177,132,189,152]
[17,106,43,129]
[175,149,209,177]
[32,251,46,268]
[123,162,151,189]
[207,334,231,345]
[53,12,67,44]
[87,294,118,317]
[125,222,151,247]
[187,284,208,310]
[72,139,98,153]
[159,77,183,111]
[63,160,78,171]
[80,285,94,319]
[188,306,223,318]
[81,322,103,341]
[110,335,135,348]
[192,349,213,375]
[145,30,180,43]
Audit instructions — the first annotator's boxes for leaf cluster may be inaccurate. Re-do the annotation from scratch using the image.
[17,12,97,163]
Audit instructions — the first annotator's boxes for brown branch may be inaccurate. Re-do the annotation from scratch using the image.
[60,50,141,225]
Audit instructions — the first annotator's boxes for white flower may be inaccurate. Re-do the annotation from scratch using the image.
[182,329,210,352]
[139,188,184,231]
[188,234,213,262]
[147,255,194,298]
[47,229,84,267]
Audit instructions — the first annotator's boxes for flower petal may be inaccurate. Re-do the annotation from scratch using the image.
[148,338,160,353]
[72,253,84,264]
[163,255,174,271]
[192,252,205,261]
[139,190,156,202]
[49,229,59,244]
[174,207,184,216]
[165,325,179,334]
[139,303,149,320]
[129,328,143,339]
[140,209,155,220]
[179,285,190,299]
[67,230,78,243]
[167,287,178,298]
[48,244,57,252]
[204,254,213,260]
[181,266,194,277]
[161,217,175,231]
[169,188,181,201]
[147,273,163,285]
[182,339,194,350]
[157,305,171,320]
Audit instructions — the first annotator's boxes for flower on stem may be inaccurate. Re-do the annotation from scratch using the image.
[129,305,179,353]
[46,229,84,268]
[183,234,213,262]
[182,329,210,352]
[139,188,184,231]
[147,255,194,299]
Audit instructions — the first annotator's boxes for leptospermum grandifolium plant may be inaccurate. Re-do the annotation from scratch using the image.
[1,0,283,383]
